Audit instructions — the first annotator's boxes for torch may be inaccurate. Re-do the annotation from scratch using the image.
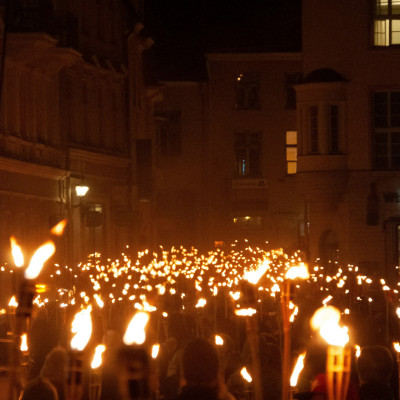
[150,344,160,400]
[118,311,151,400]
[289,352,306,399]
[310,306,351,400]
[9,238,55,400]
[66,306,93,400]
[240,367,253,400]
[89,344,105,400]
[393,342,400,400]
[281,262,309,400]
[236,259,270,400]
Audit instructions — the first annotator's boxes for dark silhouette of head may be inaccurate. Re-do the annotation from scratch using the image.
[182,338,219,386]
[357,345,394,385]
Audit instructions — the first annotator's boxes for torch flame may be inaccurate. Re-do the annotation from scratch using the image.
[20,333,28,352]
[70,306,92,351]
[123,311,149,346]
[10,237,24,267]
[50,219,67,236]
[24,241,56,280]
[195,298,207,308]
[235,308,257,317]
[8,296,18,308]
[91,344,106,369]
[243,260,269,284]
[290,352,306,387]
[394,342,400,353]
[240,367,252,383]
[310,306,349,347]
[285,262,310,280]
[355,345,361,358]
[215,335,224,346]
[152,344,160,359]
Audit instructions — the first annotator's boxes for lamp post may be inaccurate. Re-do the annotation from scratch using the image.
[67,179,89,266]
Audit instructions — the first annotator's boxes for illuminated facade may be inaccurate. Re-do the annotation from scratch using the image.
[297,0,400,278]
[0,1,153,263]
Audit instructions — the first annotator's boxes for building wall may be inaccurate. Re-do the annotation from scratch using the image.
[153,81,208,248]
[0,0,153,264]
[300,0,400,278]
[205,53,303,249]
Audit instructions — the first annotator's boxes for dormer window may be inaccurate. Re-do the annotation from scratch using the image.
[374,0,400,46]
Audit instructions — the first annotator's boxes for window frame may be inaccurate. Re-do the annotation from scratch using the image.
[373,0,400,47]
[234,131,262,178]
[234,72,261,110]
[285,130,297,174]
[372,90,400,170]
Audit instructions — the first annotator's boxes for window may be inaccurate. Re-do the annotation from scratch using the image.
[309,106,319,153]
[329,105,340,154]
[285,73,302,109]
[374,0,400,46]
[155,111,182,157]
[372,91,400,169]
[235,72,260,110]
[286,131,297,174]
[235,132,262,177]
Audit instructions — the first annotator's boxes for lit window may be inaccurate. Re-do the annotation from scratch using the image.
[286,131,297,174]
[235,72,260,110]
[235,132,262,177]
[372,91,400,169]
[374,0,400,46]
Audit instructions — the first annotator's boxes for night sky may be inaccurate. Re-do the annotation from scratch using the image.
[143,0,302,81]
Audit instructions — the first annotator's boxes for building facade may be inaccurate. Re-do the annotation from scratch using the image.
[297,0,400,278]
[0,0,153,264]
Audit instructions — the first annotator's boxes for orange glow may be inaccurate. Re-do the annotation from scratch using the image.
[240,367,252,382]
[123,311,149,345]
[20,333,28,352]
[311,306,349,347]
[290,352,306,387]
[91,344,106,369]
[50,219,67,236]
[70,306,92,351]
[10,237,24,267]
[285,262,309,280]
[243,260,269,284]
[24,241,55,280]
[235,308,257,317]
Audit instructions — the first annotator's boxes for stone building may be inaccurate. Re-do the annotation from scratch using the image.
[0,0,153,264]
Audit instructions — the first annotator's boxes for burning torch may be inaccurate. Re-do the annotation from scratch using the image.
[310,306,351,400]
[118,311,151,400]
[66,306,93,400]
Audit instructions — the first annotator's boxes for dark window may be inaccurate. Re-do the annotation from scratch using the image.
[374,0,400,46]
[235,132,262,177]
[155,111,182,157]
[329,105,340,154]
[310,106,319,154]
[373,91,400,169]
[285,73,302,109]
[235,72,260,110]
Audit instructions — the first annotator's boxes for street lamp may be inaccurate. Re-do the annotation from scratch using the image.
[75,185,89,198]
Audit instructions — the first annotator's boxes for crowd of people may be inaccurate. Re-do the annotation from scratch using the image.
[3,303,398,400]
